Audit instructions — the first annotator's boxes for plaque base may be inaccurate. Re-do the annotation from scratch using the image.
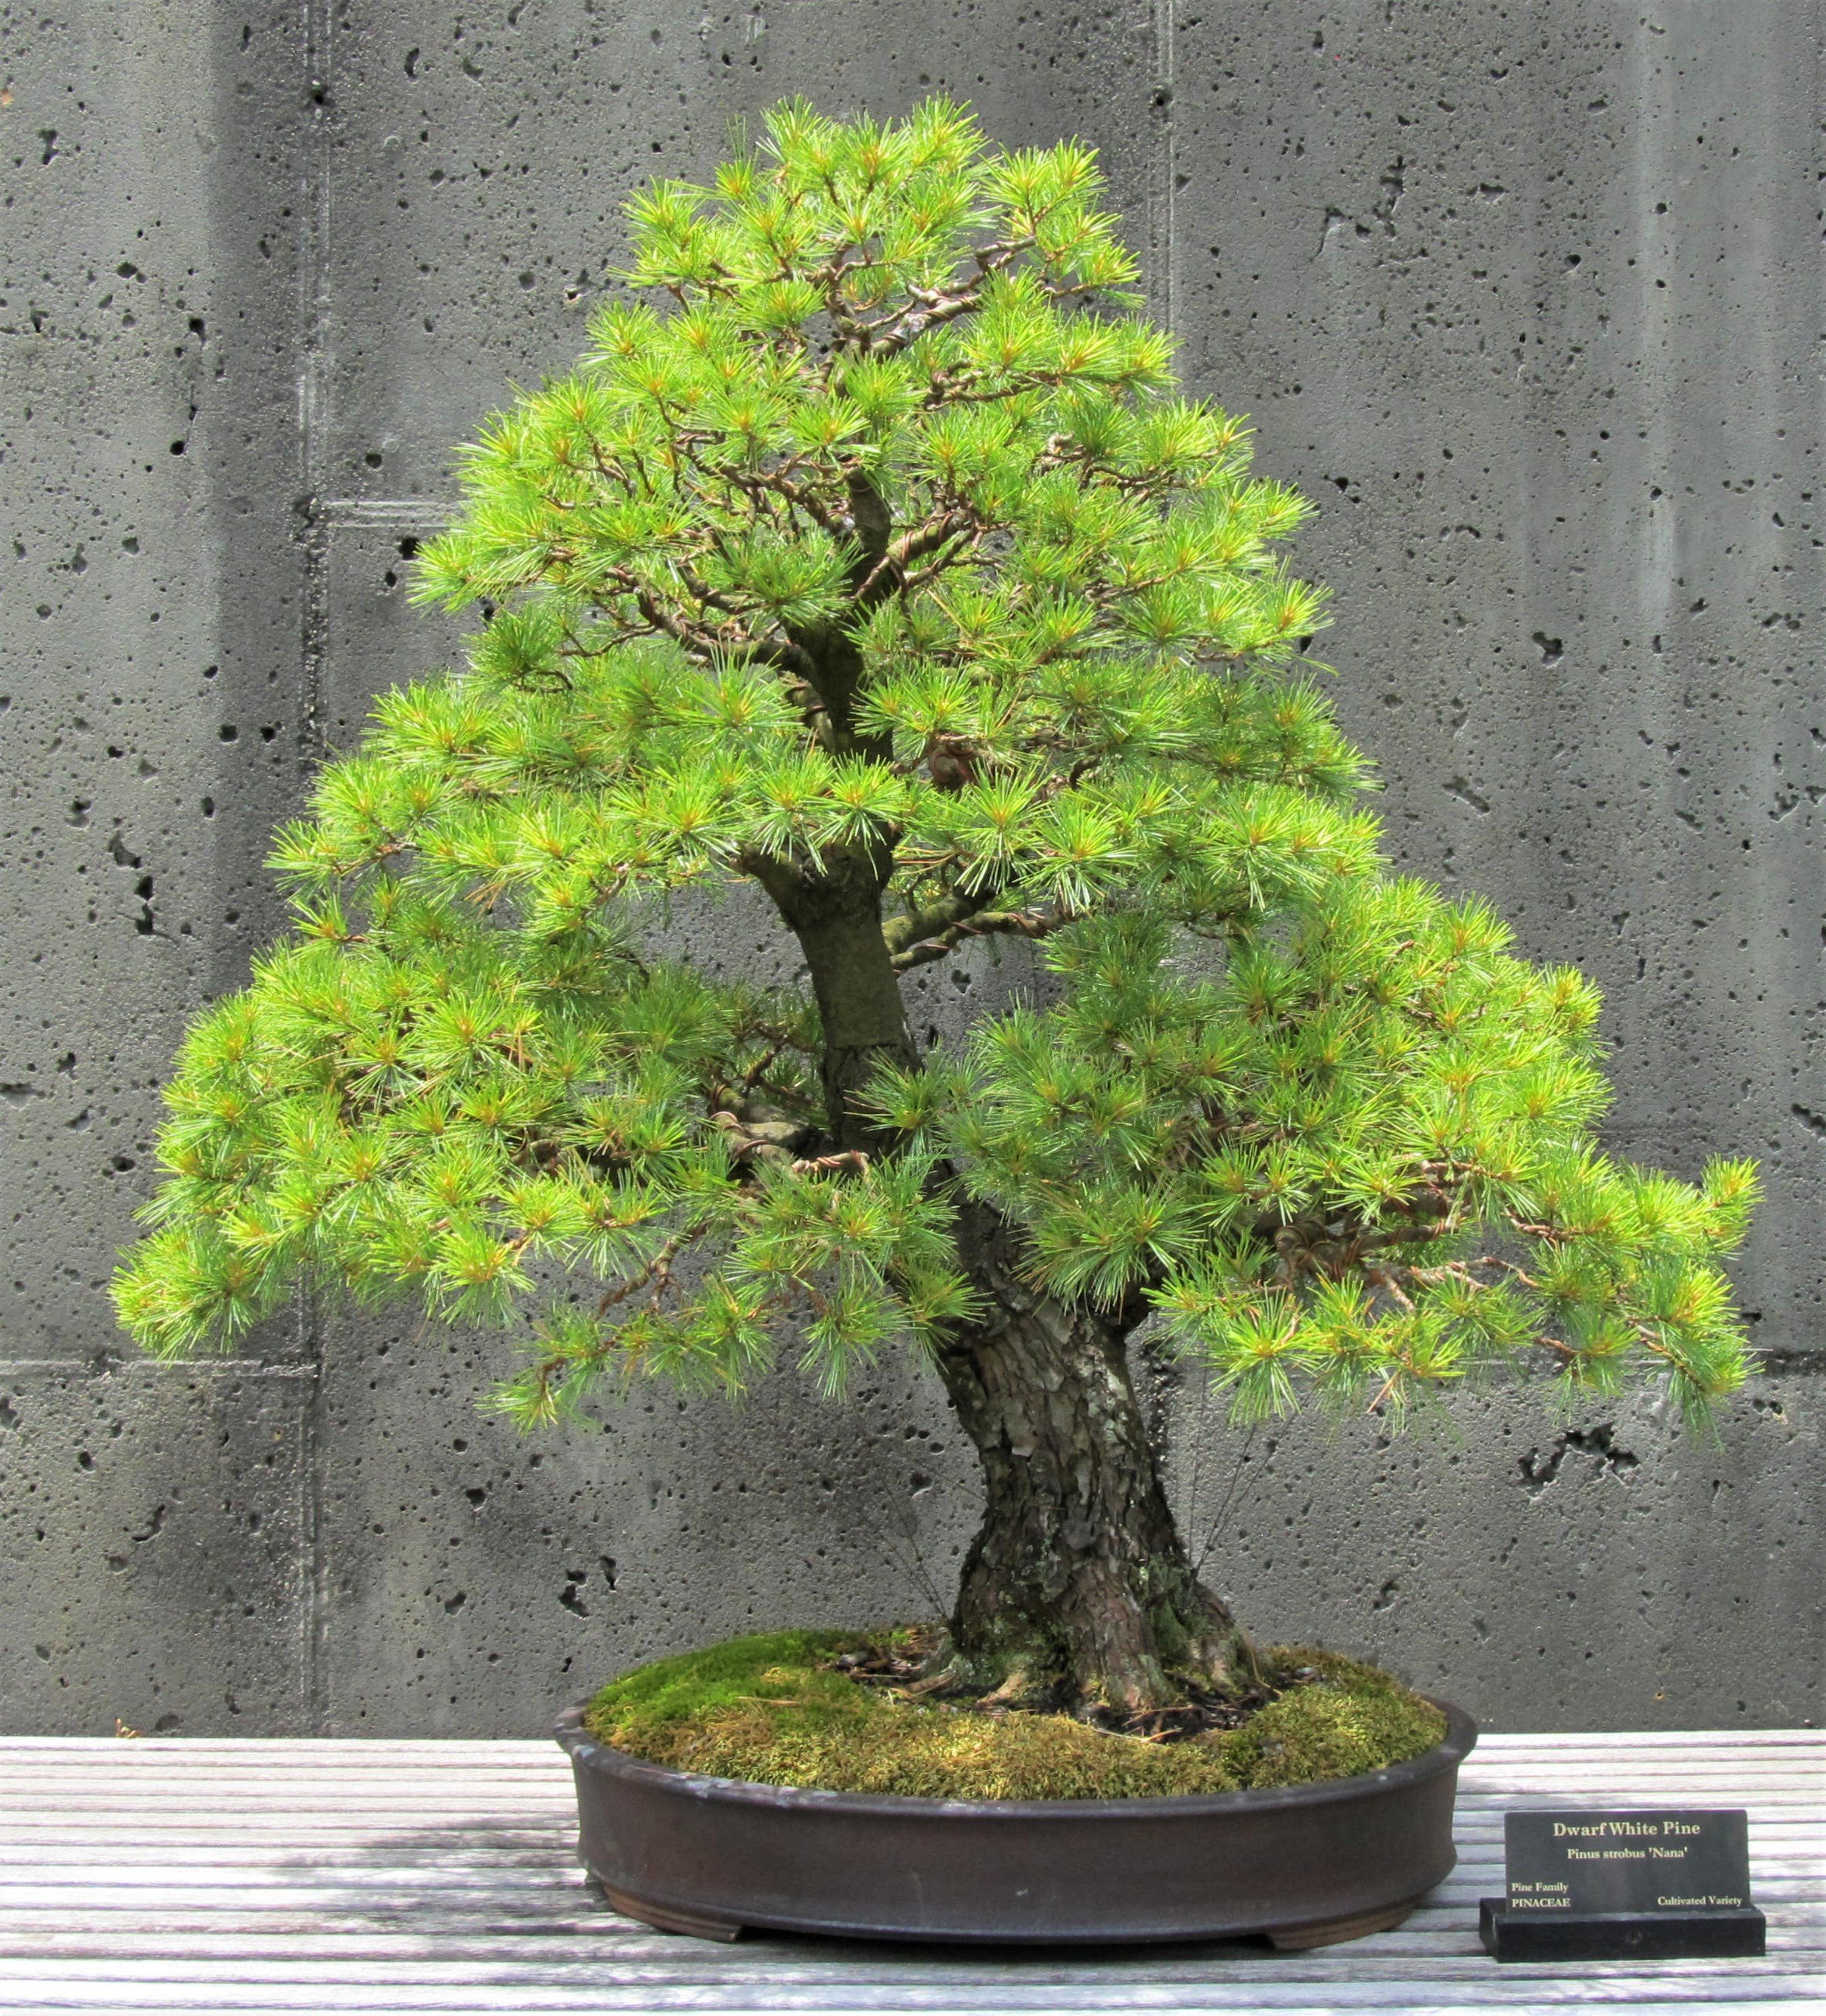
[1479,1898,1767,1962]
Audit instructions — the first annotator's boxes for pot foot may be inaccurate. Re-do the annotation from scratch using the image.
[600,1881,745,1942]
[1265,1898,1419,1950]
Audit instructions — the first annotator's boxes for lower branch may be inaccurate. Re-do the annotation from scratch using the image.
[889,905,1071,973]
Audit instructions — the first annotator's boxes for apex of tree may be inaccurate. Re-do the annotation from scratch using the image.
[114,99,1757,1438]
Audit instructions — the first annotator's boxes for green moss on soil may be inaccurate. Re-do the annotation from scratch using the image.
[584,1629,1446,1801]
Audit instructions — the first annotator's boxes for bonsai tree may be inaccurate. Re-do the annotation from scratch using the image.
[115,99,1756,1718]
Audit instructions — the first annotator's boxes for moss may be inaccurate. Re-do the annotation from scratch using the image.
[1217,1647,1448,1789]
[584,1631,1447,1802]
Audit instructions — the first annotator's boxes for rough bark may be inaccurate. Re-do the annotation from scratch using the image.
[935,1198,1248,1713]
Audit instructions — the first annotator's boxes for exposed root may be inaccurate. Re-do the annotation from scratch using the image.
[828,1624,1303,1743]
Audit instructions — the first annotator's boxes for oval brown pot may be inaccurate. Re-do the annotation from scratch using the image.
[554,1697,1476,1948]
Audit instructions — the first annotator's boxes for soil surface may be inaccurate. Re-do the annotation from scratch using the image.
[585,1628,1449,1801]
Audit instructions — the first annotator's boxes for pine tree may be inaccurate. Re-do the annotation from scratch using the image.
[114,99,1757,1715]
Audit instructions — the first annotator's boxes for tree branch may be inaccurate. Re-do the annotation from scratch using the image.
[850,235,1035,353]
[852,507,979,611]
[888,904,1073,972]
[882,884,1006,956]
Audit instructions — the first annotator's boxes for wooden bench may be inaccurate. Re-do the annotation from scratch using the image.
[1,1728,1819,2010]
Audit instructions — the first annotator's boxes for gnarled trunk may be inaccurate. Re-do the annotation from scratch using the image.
[937,1199,1247,1713]
[768,865,1245,1714]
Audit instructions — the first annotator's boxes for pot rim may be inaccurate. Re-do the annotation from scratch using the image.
[553,1693,1477,1822]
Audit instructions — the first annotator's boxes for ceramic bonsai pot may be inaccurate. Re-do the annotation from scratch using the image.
[554,1697,1476,1947]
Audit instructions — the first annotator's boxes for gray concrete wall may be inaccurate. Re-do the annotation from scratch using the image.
[1,1,1819,1736]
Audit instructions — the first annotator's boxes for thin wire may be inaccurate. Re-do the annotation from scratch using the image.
[1180,1351,1212,1557]
[1192,1419,1259,1576]
[850,1488,949,1621]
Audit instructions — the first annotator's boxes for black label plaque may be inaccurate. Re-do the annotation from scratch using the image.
[1508,1809,1751,1913]
[1480,1809,1765,1962]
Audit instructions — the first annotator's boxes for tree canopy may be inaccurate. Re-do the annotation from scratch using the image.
[114,98,1757,1433]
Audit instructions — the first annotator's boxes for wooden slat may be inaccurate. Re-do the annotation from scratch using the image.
[0,1734,1819,2013]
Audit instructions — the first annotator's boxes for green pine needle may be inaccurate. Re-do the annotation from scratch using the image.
[114,99,1758,1436]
